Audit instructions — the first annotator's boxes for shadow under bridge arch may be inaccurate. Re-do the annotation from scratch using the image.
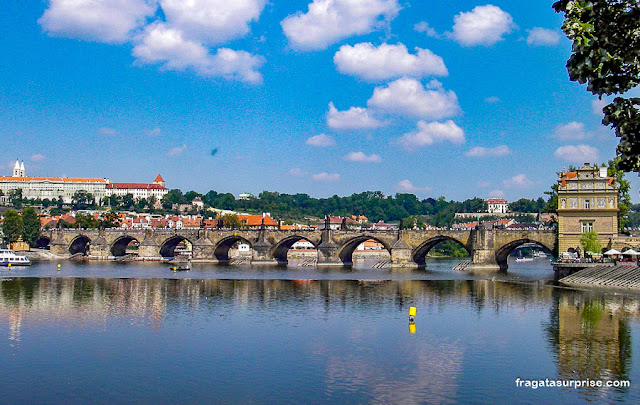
[69,235,91,256]
[271,235,318,265]
[159,235,194,258]
[214,235,252,264]
[338,236,391,266]
[495,239,554,270]
[111,235,140,257]
[412,236,471,267]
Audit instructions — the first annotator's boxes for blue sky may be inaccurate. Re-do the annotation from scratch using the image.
[1,0,638,202]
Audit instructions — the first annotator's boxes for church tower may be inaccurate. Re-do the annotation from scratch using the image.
[20,161,25,177]
[12,160,21,177]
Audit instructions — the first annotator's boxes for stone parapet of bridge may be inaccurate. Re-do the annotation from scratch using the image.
[41,227,557,270]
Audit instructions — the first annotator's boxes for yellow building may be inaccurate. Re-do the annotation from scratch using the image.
[557,163,618,254]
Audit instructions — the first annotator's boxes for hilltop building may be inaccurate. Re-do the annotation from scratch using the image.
[0,159,109,203]
[486,198,509,214]
[557,163,618,253]
[106,174,168,201]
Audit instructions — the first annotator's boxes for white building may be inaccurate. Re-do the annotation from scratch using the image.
[106,174,168,201]
[486,198,509,214]
[0,160,109,204]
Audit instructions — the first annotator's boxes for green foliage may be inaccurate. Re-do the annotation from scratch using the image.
[217,214,240,229]
[509,198,545,213]
[554,0,640,171]
[21,207,41,246]
[1,210,23,245]
[580,230,603,253]
[100,211,120,228]
[430,240,469,258]
[71,191,95,210]
[607,157,631,232]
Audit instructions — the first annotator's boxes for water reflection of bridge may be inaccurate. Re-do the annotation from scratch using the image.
[40,227,556,270]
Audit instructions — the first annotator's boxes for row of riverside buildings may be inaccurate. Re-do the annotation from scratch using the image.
[0,160,168,204]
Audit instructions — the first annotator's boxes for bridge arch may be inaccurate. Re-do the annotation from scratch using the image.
[159,235,194,258]
[214,235,252,263]
[272,235,318,265]
[412,236,471,267]
[110,235,140,257]
[34,236,51,249]
[495,239,554,270]
[69,235,91,255]
[338,236,391,266]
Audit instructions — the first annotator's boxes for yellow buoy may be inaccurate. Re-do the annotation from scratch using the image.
[409,323,416,334]
[7,263,11,268]
[57,264,61,271]
[408,307,417,317]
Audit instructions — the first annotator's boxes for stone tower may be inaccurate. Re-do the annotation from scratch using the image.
[557,163,618,254]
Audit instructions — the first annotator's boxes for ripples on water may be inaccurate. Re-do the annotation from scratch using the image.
[0,259,637,404]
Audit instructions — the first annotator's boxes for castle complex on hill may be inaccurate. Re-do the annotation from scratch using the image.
[0,160,168,204]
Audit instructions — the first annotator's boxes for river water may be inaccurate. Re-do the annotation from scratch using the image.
[0,258,638,404]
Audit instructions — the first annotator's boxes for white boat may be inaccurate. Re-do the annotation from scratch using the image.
[515,257,534,263]
[0,249,31,266]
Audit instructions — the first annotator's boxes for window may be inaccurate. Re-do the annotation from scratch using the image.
[584,199,591,209]
[582,222,594,233]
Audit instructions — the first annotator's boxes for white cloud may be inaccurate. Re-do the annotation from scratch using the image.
[367,78,460,120]
[98,127,118,136]
[288,168,308,177]
[450,5,515,46]
[334,43,447,81]
[591,98,607,115]
[145,127,162,136]
[485,96,500,103]
[414,21,439,38]
[465,145,510,157]
[132,23,264,83]
[344,152,382,163]
[396,179,431,194]
[306,133,335,147]
[39,0,155,44]
[326,102,383,130]
[312,172,340,182]
[30,154,46,162]
[488,189,505,198]
[503,174,533,188]
[281,0,400,50]
[160,0,267,45]
[553,121,589,140]
[526,27,560,46]
[554,145,599,162]
[168,143,187,156]
[397,120,464,150]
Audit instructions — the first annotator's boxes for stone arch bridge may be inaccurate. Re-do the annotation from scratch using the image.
[40,228,556,270]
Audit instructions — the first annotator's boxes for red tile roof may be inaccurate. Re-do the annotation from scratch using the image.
[107,183,167,190]
[154,174,165,182]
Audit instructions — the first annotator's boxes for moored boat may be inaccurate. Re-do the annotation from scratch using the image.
[0,249,31,266]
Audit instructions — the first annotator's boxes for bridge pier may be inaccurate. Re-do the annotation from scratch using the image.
[88,234,110,259]
[390,237,418,268]
[138,234,162,260]
[470,229,500,270]
[192,235,216,262]
[251,233,278,265]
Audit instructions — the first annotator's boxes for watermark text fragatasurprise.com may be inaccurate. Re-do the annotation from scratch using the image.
[515,378,630,389]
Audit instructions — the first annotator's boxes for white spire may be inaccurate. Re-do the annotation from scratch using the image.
[12,159,21,177]
[20,161,25,177]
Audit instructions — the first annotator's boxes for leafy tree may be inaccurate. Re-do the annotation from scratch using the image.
[580,230,603,253]
[74,213,99,229]
[554,1,640,171]
[1,209,23,245]
[607,157,631,232]
[100,211,120,228]
[21,207,41,247]
[72,191,94,210]
[217,214,240,229]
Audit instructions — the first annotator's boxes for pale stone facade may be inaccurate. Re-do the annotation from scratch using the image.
[557,164,618,253]
[0,160,108,204]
